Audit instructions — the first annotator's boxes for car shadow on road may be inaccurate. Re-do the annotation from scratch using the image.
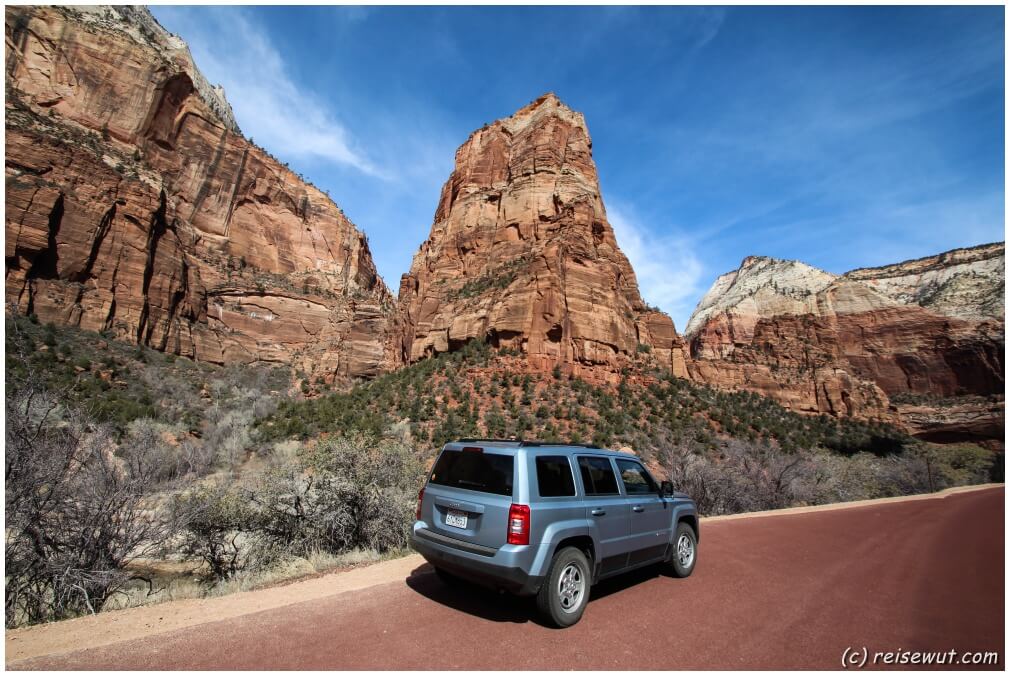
[405,563,543,625]
[405,562,667,627]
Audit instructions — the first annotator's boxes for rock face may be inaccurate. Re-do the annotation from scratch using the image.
[398,93,688,380]
[843,242,1004,322]
[5,6,399,380]
[685,246,1004,439]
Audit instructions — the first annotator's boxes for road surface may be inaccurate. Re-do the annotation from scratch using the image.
[7,486,1004,670]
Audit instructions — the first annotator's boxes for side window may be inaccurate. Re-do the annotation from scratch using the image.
[616,459,659,495]
[536,456,576,497]
[577,456,620,495]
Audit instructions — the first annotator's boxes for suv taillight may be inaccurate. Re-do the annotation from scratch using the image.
[415,487,424,520]
[507,504,530,545]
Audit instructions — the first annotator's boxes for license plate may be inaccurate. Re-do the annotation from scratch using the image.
[445,509,468,529]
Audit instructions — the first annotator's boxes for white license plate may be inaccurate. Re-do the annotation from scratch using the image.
[445,509,468,529]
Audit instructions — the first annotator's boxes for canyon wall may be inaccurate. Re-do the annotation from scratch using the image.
[684,245,1004,441]
[398,93,688,382]
[5,5,398,380]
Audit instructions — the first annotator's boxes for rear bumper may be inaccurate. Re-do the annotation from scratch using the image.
[409,525,544,595]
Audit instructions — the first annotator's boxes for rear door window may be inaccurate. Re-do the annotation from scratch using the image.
[536,455,576,497]
[429,450,514,496]
[616,458,659,495]
[577,456,620,495]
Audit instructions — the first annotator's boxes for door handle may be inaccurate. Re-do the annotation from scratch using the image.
[590,508,606,516]
[632,505,644,513]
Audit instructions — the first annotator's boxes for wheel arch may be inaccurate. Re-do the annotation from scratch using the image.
[678,513,699,542]
[553,534,596,566]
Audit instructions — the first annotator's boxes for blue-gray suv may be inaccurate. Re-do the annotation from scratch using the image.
[409,439,699,627]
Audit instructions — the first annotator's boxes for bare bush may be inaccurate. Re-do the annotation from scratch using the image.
[203,406,256,467]
[662,439,811,515]
[661,437,991,517]
[172,433,424,581]
[5,385,174,626]
[173,483,251,579]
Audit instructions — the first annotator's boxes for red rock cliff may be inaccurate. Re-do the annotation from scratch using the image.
[684,245,1004,441]
[5,6,399,380]
[398,93,688,380]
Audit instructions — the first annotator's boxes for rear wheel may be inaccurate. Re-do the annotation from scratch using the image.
[536,546,591,628]
[667,521,697,578]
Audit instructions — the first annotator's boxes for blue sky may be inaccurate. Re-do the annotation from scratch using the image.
[151,6,1004,331]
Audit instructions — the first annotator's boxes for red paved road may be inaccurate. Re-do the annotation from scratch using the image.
[13,488,1004,670]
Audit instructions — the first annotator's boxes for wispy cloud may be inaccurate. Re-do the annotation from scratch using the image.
[607,202,704,333]
[155,7,384,178]
[685,7,726,51]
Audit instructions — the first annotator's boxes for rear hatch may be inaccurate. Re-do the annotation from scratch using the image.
[422,447,515,549]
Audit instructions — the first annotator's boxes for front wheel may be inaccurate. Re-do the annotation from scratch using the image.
[667,521,697,578]
[536,546,591,628]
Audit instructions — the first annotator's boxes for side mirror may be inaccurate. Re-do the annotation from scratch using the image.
[660,480,674,496]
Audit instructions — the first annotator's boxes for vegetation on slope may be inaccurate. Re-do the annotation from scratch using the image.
[257,338,909,458]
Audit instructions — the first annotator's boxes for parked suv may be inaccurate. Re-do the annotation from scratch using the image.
[409,439,699,627]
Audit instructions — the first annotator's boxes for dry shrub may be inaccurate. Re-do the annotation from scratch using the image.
[173,433,424,582]
[662,438,995,516]
[5,381,174,626]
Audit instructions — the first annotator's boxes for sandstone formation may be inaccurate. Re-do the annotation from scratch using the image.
[844,242,1004,322]
[685,248,1004,439]
[5,6,398,380]
[894,397,1005,447]
[398,93,688,381]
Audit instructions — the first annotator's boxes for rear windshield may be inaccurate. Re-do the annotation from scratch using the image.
[429,450,514,496]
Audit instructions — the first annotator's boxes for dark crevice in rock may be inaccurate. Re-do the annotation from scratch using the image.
[189,126,229,223]
[104,296,117,332]
[7,11,31,76]
[161,258,189,352]
[136,190,170,343]
[75,201,118,282]
[27,192,64,281]
[223,146,249,237]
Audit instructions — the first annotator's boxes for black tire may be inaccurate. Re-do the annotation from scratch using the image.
[667,521,697,578]
[536,546,591,628]
[434,566,463,587]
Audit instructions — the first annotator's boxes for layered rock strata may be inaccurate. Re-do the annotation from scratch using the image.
[5,5,398,379]
[398,93,688,381]
[684,247,1004,438]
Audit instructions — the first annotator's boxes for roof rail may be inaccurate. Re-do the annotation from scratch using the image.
[519,441,602,449]
[450,438,604,449]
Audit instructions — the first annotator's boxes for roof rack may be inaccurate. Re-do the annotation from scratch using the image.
[451,438,604,449]
[520,441,602,449]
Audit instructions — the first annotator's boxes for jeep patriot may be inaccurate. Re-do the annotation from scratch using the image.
[409,439,699,627]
